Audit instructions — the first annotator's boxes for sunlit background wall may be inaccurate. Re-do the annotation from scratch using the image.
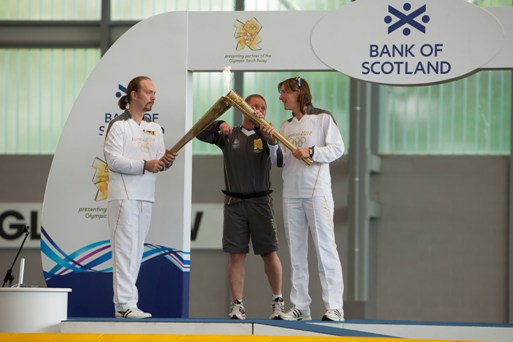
[0,0,511,155]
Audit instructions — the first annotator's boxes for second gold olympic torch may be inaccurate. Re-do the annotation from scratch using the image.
[223,90,313,166]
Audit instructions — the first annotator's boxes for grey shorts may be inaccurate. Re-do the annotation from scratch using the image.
[222,195,279,255]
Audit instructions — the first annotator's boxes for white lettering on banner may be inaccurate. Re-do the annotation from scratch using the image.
[0,202,222,250]
[311,0,504,85]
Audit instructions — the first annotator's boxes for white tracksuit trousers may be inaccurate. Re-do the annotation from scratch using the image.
[283,196,344,311]
[108,199,152,310]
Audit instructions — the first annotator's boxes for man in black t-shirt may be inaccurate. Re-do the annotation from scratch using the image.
[197,94,285,320]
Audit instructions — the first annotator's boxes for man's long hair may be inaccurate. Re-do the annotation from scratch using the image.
[118,76,151,110]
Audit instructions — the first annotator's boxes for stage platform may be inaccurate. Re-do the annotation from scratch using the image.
[2,318,513,342]
[58,318,513,341]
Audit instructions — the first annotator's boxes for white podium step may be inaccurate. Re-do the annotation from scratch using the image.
[60,318,513,341]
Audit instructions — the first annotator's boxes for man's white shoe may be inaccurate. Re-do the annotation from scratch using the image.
[269,297,285,319]
[278,307,312,320]
[322,309,344,321]
[228,301,246,320]
[115,307,152,319]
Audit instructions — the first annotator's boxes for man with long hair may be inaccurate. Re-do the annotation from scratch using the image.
[104,76,177,319]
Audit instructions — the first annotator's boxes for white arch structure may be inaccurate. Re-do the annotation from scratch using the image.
[41,1,513,317]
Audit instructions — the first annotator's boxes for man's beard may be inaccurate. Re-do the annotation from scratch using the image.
[144,102,154,111]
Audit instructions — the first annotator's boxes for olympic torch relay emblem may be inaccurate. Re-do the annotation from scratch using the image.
[234,17,262,51]
[92,157,109,201]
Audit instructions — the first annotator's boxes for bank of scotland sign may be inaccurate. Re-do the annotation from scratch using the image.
[311,0,504,85]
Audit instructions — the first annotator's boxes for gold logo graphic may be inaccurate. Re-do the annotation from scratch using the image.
[253,138,263,152]
[143,129,156,135]
[92,157,109,201]
[234,17,262,51]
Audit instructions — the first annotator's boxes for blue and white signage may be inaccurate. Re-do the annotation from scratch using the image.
[311,0,505,85]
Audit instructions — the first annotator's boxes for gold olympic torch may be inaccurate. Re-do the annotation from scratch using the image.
[223,90,313,166]
[164,96,231,156]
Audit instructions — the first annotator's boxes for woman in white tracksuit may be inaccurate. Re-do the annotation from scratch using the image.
[104,76,176,319]
[264,76,345,321]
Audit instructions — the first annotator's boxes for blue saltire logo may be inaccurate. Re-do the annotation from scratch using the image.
[385,3,430,36]
[115,84,127,98]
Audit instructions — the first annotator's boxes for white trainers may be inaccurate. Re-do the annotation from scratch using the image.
[269,297,285,319]
[115,307,152,319]
[228,300,246,320]
[278,307,312,320]
[322,309,344,321]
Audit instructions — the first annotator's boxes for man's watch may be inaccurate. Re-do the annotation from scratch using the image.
[309,146,314,158]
